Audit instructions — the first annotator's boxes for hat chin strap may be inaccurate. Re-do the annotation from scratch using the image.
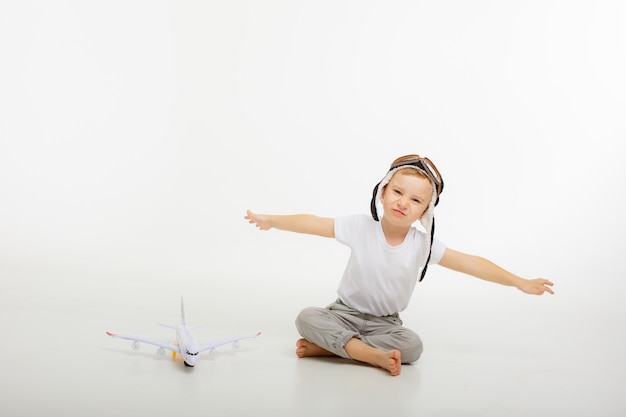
[419,218,435,282]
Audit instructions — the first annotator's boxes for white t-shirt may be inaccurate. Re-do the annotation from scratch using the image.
[334,214,446,316]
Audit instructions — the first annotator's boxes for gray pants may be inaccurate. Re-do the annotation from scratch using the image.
[295,299,423,363]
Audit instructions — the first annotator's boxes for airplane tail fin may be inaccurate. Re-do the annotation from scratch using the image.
[157,297,186,329]
[181,296,186,325]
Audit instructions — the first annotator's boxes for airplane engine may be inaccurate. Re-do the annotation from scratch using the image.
[232,341,241,351]
[157,347,166,357]
[131,341,140,351]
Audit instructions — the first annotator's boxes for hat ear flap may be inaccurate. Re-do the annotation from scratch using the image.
[370,183,381,221]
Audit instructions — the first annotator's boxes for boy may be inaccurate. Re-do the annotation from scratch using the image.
[245,154,553,376]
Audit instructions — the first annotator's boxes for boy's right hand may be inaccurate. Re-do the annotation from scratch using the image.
[245,210,272,230]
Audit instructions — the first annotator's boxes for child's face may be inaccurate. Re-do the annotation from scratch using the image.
[381,172,433,227]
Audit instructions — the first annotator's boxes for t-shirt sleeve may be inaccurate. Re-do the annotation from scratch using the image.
[429,237,446,264]
[334,214,365,247]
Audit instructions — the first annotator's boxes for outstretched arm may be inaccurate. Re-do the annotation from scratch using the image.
[245,209,335,238]
[438,248,554,295]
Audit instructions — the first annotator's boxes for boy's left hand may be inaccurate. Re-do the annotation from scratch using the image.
[518,278,555,295]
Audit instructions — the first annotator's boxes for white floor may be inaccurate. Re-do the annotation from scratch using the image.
[2,1,625,416]
[2,262,624,417]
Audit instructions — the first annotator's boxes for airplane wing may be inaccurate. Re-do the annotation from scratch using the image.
[198,332,261,352]
[106,331,180,353]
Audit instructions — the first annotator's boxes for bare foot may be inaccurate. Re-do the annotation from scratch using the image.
[344,338,402,376]
[296,338,402,376]
[365,349,402,376]
[380,350,402,376]
[295,338,337,358]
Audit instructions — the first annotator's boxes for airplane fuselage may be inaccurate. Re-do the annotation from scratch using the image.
[176,324,200,367]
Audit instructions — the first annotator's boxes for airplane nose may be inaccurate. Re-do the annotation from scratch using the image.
[184,354,199,367]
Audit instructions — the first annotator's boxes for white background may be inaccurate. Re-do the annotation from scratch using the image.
[1,1,624,416]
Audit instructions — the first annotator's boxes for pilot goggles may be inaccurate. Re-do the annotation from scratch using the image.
[389,154,444,202]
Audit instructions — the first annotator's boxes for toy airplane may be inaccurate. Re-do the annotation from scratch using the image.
[106,298,260,367]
